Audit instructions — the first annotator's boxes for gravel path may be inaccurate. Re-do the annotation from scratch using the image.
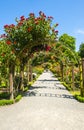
[0,71,84,130]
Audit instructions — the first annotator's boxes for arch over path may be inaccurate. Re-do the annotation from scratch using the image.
[0,70,84,130]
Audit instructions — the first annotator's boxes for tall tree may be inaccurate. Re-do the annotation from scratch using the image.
[59,33,76,51]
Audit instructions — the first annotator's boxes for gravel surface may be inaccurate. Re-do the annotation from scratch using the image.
[0,71,84,130]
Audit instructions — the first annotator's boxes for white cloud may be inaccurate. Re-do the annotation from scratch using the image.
[76,29,84,34]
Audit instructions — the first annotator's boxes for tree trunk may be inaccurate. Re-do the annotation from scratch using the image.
[71,62,74,89]
[9,63,15,99]
[29,65,33,82]
[60,63,64,81]
[81,58,84,97]
[19,64,24,91]
[27,60,29,85]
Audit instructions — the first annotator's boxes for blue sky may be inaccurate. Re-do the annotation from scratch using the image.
[0,0,84,51]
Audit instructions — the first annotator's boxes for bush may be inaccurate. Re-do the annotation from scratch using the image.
[15,94,22,102]
[0,95,22,106]
[75,95,84,102]
[0,99,14,106]
[0,92,10,99]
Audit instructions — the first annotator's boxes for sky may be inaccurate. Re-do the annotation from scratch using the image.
[0,0,84,51]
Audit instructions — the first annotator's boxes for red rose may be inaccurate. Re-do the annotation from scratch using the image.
[27,27,32,32]
[20,16,25,21]
[4,25,9,28]
[9,24,15,28]
[46,45,51,51]
[6,40,11,45]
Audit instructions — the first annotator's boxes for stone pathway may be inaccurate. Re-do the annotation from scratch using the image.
[0,70,84,130]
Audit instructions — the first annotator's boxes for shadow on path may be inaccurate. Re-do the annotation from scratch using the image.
[38,79,58,82]
[29,86,66,90]
[24,91,74,100]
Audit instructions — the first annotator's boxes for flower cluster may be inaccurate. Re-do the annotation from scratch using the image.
[4,24,15,29]
[2,11,58,58]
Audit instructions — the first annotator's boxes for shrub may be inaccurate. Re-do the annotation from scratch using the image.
[0,94,22,106]
[75,95,84,102]
[0,99,14,106]
[15,94,22,102]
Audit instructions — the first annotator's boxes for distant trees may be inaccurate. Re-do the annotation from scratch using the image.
[79,43,84,58]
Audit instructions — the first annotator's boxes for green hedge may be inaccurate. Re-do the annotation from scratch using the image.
[0,94,22,106]
[0,99,14,106]
[75,95,84,103]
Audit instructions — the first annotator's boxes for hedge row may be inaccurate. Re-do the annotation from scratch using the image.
[0,94,22,106]
[0,85,31,106]
[74,95,84,103]
[0,99,14,106]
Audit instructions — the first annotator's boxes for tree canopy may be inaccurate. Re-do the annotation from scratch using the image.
[59,33,76,51]
[79,43,84,58]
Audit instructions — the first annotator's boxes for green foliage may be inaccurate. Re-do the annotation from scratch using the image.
[15,94,22,102]
[51,41,78,66]
[0,40,16,87]
[31,51,53,66]
[79,43,84,58]
[28,81,34,86]
[62,82,72,91]
[31,53,44,66]
[0,92,10,99]
[0,93,22,106]
[75,95,84,102]
[0,92,22,105]
[3,12,58,57]
[0,12,58,100]
[23,86,28,92]
[33,66,44,75]
[59,33,76,51]
[0,40,16,63]
[0,99,14,106]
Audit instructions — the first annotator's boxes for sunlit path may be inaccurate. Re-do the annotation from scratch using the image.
[0,71,84,130]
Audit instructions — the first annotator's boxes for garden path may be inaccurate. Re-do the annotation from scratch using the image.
[0,70,84,130]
